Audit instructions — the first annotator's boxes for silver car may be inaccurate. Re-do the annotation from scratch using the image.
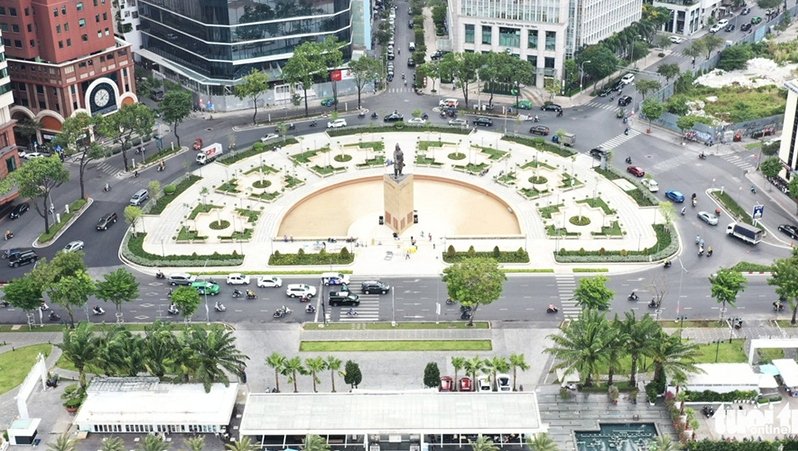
[697,211,719,226]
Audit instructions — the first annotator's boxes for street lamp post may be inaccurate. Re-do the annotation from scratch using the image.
[579,60,592,92]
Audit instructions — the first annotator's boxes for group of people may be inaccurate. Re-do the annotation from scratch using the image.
[695,235,713,257]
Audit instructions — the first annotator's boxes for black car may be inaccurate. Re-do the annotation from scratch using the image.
[9,202,29,219]
[541,102,562,112]
[598,87,613,97]
[741,23,752,31]
[408,20,413,29]
[779,224,798,239]
[329,293,360,306]
[741,7,751,14]
[407,58,415,67]
[589,147,608,159]
[529,125,550,136]
[725,23,735,32]
[612,82,624,92]
[383,112,404,122]
[3,247,27,260]
[618,95,633,107]
[361,280,390,294]
[96,212,118,231]
[473,117,493,127]
[8,250,37,268]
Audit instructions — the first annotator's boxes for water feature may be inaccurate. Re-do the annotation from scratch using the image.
[574,423,658,451]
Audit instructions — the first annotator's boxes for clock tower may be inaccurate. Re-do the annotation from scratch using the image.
[86,79,119,116]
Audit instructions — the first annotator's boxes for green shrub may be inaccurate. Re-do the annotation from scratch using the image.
[555,224,676,262]
[492,246,500,258]
[148,175,201,214]
[269,249,354,265]
[122,233,243,267]
[326,125,470,137]
[467,245,476,257]
[683,389,758,402]
[218,139,297,165]
[37,198,88,243]
[443,248,529,264]
[446,245,456,258]
[501,135,575,157]
[340,247,350,259]
[163,184,176,195]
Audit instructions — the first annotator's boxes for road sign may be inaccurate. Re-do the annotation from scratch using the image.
[752,204,764,219]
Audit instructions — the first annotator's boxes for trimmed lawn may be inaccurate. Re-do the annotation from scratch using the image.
[695,339,747,363]
[299,340,492,352]
[303,321,489,330]
[0,344,52,394]
[38,199,88,243]
[757,347,784,363]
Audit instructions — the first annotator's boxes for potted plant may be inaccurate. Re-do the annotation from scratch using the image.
[629,387,639,404]
[608,385,620,404]
[645,382,658,406]
[61,384,86,413]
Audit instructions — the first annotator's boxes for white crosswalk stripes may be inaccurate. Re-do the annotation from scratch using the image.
[585,100,622,111]
[597,129,641,150]
[555,275,580,319]
[93,161,122,176]
[335,277,381,322]
[721,153,756,172]
[387,87,416,93]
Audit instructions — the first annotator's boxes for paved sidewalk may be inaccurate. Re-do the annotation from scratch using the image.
[301,327,493,341]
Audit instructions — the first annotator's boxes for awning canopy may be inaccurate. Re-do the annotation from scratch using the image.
[772,359,798,388]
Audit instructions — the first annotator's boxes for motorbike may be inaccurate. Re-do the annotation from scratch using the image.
[358,111,366,118]
[422,113,429,120]
[648,299,660,309]
[299,295,311,303]
[309,120,317,127]
[681,207,686,216]
[732,317,743,329]
[0,301,9,308]
[371,112,378,119]
[3,231,13,241]
[625,157,632,164]
[104,183,111,192]
[232,289,243,298]
[288,123,296,130]
[691,198,697,208]
[214,302,226,312]
[92,307,105,316]
[628,292,639,302]
[48,311,60,322]
[246,290,257,300]
[624,128,629,135]
[445,298,455,305]
[167,305,180,315]
[664,260,672,268]
[699,153,707,160]
[533,116,540,123]
[155,270,165,280]
[305,304,316,314]
[557,110,563,117]
[698,246,705,256]
[546,305,559,313]
[707,248,713,257]
[750,185,757,194]
[773,302,785,312]
[273,306,292,318]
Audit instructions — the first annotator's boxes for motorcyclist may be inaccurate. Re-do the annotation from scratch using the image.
[168,303,179,314]
[92,305,104,314]
[305,304,316,313]
[681,207,686,216]
[233,288,242,297]
[547,304,558,313]
[629,291,638,301]
[215,301,225,311]
[246,289,256,298]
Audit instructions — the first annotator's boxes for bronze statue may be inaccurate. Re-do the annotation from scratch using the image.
[393,144,405,178]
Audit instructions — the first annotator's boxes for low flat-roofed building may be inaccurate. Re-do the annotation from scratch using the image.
[239,391,546,448]
[74,377,238,435]
[685,364,760,394]
[772,359,798,395]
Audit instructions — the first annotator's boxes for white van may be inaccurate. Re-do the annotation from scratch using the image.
[321,272,351,286]
[129,189,149,206]
[409,42,416,51]
[439,98,459,108]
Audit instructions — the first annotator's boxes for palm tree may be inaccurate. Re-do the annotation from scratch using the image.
[180,326,249,392]
[325,355,342,392]
[672,372,688,415]
[483,356,509,388]
[57,322,99,389]
[100,437,125,451]
[464,356,485,385]
[266,352,287,392]
[303,434,330,451]
[225,437,256,451]
[282,356,305,393]
[648,331,703,384]
[603,319,626,386]
[137,435,170,451]
[183,436,205,451]
[95,326,144,377]
[451,356,466,391]
[621,312,659,386]
[142,321,177,378]
[527,433,558,451]
[508,354,530,391]
[305,357,327,392]
[650,435,680,451]
[545,308,609,387]
[469,436,498,451]
[48,434,76,451]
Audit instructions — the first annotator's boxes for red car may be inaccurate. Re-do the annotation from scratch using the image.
[627,165,645,177]
[439,376,454,392]
[459,377,473,392]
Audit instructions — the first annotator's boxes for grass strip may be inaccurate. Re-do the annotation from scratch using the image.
[218,139,297,165]
[0,344,51,394]
[123,233,243,267]
[572,268,609,273]
[501,135,575,157]
[710,190,753,225]
[303,321,489,330]
[38,198,88,243]
[503,268,555,273]
[299,340,492,352]
[731,261,772,272]
[149,175,201,215]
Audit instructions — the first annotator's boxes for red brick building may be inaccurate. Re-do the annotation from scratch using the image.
[0,0,137,144]
[0,30,20,206]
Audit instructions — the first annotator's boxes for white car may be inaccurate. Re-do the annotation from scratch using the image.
[257,275,283,288]
[477,377,492,392]
[226,273,250,285]
[620,73,635,84]
[286,283,317,298]
[668,36,683,44]
[641,178,659,192]
[495,373,512,392]
[327,119,347,129]
[716,19,729,28]
[448,118,468,128]
[260,133,280,142]
[407,117,427,126]
[22,152,46,160]
[709,23,723,33]
[63,240,84,252]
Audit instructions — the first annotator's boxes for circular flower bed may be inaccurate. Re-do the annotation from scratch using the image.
[569,216,591,226]
[528,176,548,184]
[252,180,272,189]
[209,220,230,230]
[334,154,353,162]
[448,152,466,160]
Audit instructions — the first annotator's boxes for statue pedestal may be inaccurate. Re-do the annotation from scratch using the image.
[384,174,414,235]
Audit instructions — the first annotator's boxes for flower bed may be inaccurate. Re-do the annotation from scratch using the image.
[123,233,243,267]
[554,224,676,262]
[442,246,529,263]
[269,248,354,265]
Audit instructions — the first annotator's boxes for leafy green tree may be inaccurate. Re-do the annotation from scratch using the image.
[97,103,155,172]
[317,37,344,110]
[47,434,77,451]
[15,117,42,147]
[545,308,610,386]
[641,98,665,130]
[303,435,330,451]
[159,89,192,148]
[183,436,205,451]
[344,359,362,388]
[57,322,99,389]
[508,354,529,391]
[443,257,506,325]
[659,201,676,226]
[676,115,699,137]
[137,434,169,451]
[100,436,125,451]
[180,325,249,392]
[95,268,140,322]
[416,60,441,92]
[656,63,680,83]
[170,286,201,322]
[506,57,535,107]
[573,275,614,310]
[469,435,498,451]
[305,356,327,392]
[235,68,269,125]
[3,274,44,327]
[648,331,702,384]
[47,269,95,327]
[484,355,509,388]
[717,44,752,71]
[682,41,704,65]
[768,249,798,324]
[423,362,441,388]
[226,437,256,451]
[439,52,484,108]
[349,55,382,109]
[463,356,485,386]
[544,78,561,100]
[124,205,143,235]
[148,180,161,202]
[580,45,619,80]
[757,0,781,9]
[325,355,343,392]
[6,155,69,234]
[622,312,659,386]
[54,112,106,199]
[655,35,673,50]
[709,268,747,321]
[282,356,305,392]
[95,325,144,377]
[789,177,798,214]
[451,356,466,391]
[142,321,177,378]
[603,319,626,386]
[283,46,324,117]
[636,79,661,100]
[760,157,783,188]
[700,34,725,60]
[266,352,287,392]
[526,433,558,451]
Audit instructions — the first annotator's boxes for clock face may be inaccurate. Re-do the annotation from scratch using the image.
[93,88,110,108]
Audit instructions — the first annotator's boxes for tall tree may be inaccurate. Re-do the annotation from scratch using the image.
[526,433,558,451]
[439,52,484,109]
[235,68,270,125]
[305,356,327,392]
[348,55,382,109]
[451,356,466,391]
[641,98,665,131]
[682,41,704,65]
[303,435,330,451]
[768,249,798,324]
[124,205,144,236]
[3,273,45,328]
[603,319,626,386]
[7,155,69,235]
[137,434,170,451]
[266,352,287,392]
[95,326,144,377]
[225,437,256,451]
[484,356,509,388]
[760,157,783,187]
[423,362,441,388]
[622,312,659,386]
[15,117,42,147]
[648,331,702,384]
[283,46,324,117]
[317,37,344,111]
[443,257,506,325]
[95,268,140,323]
[509,353,529,391]
[700,34,725,60]
[183,436,205,451]
[282,356,305,393]
[416,60,441,92]
[325,355,342,392]
[181,325,249,392]
[46,269,95,327]
[170,286,201,322]
[53,112,106,200]
[709,268,747,321]
[57,322,99,389]
[545,308,610,386]
[464,356,485,384]
[159,89,192,148]
[635,79,661,99]
[656,63,680,83]
[97,103,155,172]
[573,275,614,310]
[343,360,362,389]
[142,321,177,378]
[100,436,125,451]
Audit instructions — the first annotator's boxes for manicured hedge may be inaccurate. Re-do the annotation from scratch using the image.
[683,389,758,402]
[269,248,354,265]
[148,175,201,215]
[731,261,772,272]
[326,124,471,137]
[592,166,659,207]
[554,224,677,262]
[501,135,575,157]
[442,246,529,263]
[123,233,244,267]
[218,138,298,165]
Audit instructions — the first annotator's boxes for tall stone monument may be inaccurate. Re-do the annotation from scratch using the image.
[383,143,414,234]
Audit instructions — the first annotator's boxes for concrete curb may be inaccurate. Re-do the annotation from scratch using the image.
[32,197,94,249]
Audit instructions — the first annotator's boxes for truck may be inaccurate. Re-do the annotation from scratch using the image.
[192,138,203,151]
[726,222,763,245]
[196,143,223,165]
[552,132,576,147]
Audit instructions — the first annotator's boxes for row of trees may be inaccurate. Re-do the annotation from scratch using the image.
[265,352,361,392]
[423,354,530,391]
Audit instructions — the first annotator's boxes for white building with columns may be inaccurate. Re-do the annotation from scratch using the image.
[653,0,723,36]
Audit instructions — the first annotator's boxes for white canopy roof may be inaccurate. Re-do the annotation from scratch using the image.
[686,364,759,391]
[772,359,798,388]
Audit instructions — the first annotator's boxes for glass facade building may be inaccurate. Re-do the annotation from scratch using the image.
[138,0,352,83]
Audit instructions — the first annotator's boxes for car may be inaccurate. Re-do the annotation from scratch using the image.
[383,112,404,122]
[8,250,37,268]
[129,189,149,206]
[191,280,220,296]
[286,283,317,298]
[716,19,729,28]
[515,99,533,109]
[725,23,736,32]
[361,280,390,294]
[742,7,751,14]
[741,23,752,31]
[669,36,683,44]
[21,152,45,160]
[477,377,491,392]
[665,190,685,203]
[495,373,512,392]
[63,240,84,252]
[472,117,493,127]
[327,119,347,129]
[439,376,454,392]
[320,98,336,107]
[612,82,624,92]
[778,224,798,239]
[448,118,468,128]
[226,273,250,285]
[96,212,118,231]
[598,86,613,97]
[541,102,562,112]
[751,16,762,24]
[387,52,395,60]
[407,57,415,67]
[641,178,659,192]
[386,73,394,82]
[260,133,280,143]
[168,273,196,286]
[626,165,645,177]
[3,248,28,260]
[407,117,427,126]
[709,23,723,33]
[617,95,633,106]
[589,147,607,159]
[529,125,550,136]
[257,275,283,288]
[621,73,635,84]
[697,211,719,226]
[9,202,29,219]
[458,376,473,392]
[328,292,360,306]
[408,19,413,28]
